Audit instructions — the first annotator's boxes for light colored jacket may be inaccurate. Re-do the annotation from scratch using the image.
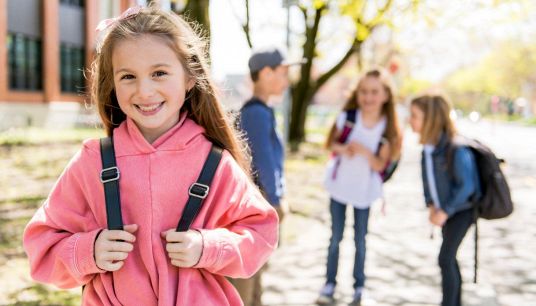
[23,113,278,306]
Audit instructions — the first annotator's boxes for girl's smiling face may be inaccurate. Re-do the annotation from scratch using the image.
[112,34,194,143]
[356,76,388,114]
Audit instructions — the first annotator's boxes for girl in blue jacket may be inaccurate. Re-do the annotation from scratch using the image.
[409,95,481,306]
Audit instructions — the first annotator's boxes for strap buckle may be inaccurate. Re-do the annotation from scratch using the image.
[189,183,209,199]
[100,167,120,183]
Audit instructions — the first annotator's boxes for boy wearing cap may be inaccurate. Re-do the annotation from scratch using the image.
[231,48,291,306]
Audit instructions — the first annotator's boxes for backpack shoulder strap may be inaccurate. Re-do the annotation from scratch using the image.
[337,109,357,143]
[446,135,466,176]
[346,109,357,124]
[99,136,124,230]
[474,213,479,283]
[176,145,223,232]
[100,138,223,232]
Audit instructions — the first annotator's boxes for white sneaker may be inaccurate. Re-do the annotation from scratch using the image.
[316,283,335,305]
[349,287,364,306]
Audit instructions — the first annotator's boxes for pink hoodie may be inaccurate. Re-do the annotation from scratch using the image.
[23,113,279,306]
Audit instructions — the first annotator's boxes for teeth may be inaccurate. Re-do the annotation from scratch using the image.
[137,103,161,112]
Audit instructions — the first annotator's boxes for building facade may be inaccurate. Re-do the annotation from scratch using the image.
[0,0,141,129]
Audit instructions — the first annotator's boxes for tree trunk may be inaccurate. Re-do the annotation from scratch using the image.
[184,0,210,38]
[289,83,313,148]
[288,40,360,150]
[287,6,324,150]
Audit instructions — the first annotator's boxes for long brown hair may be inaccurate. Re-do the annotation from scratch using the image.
[90,6,250,175]
[325,69,401,159]
[410,95,456,145]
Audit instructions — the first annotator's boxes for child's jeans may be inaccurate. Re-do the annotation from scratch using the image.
[439,208,473,306]
[325,198,370,289]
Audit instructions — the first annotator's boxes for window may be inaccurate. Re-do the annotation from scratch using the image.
[60,44,85,93]
[59,0,85,7]
[7,33,43,91]
[59,0,85,94]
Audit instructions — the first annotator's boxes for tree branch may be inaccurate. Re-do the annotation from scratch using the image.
[314,39,360,91]
[229,0,253,48]
[307,5,326,56]
[299,5,307,20]
[365,0,394,28]
[242,0,253,48]
[300,4,326,79]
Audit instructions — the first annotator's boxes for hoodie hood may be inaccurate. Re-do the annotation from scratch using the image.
[113,111,206,156]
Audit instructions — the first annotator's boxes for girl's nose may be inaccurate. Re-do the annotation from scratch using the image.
[136,79,156,99]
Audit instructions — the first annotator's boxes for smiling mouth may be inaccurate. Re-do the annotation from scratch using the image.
[135,102,165,115]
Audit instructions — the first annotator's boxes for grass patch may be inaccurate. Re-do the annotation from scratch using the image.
[0,128,104,147]
[0,216,32,256]
[6,144,80,181]
[12,157,67,180]
[484,114,536,126]
[0,195,46,207]
[8,283,81,306]
[286,141,328,165]
[523,117,536,125]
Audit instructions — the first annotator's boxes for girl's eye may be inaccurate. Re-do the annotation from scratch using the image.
[120,74,135,80]
[153,71,167,77]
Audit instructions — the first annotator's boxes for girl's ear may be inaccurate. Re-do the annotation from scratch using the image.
[186,78,195,92]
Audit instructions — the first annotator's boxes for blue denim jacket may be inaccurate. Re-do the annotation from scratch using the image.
[240,98,284,206]
[420,134,481,216]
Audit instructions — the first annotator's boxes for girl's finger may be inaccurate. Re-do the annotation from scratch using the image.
[166,242,186,253]
[104,251,129,261]
[123,224,138,233]
[162,231,187,243]
[109,241,134,253]
[171,259,193,268]
[106,260,125,271]
[168,252,187,261]
[106,230,136,242]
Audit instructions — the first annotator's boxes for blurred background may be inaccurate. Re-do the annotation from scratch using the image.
[1,0,535,305]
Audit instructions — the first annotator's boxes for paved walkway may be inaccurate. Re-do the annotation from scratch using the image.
[263,122,536,306]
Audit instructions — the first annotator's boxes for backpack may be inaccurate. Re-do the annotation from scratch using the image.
[331,109,399,182]
[447,136,514,283]
[99,136,223,231]
[448,136,513,220]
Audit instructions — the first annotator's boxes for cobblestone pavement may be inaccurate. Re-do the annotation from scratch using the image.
[263,120,536,306]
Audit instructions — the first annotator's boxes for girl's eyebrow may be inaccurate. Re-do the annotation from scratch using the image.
[114,64,171,76]
[114,68,132,76]
[151,63,171,69]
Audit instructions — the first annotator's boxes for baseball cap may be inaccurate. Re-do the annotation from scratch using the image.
[248,48,305,73]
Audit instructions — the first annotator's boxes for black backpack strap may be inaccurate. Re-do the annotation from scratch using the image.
[176,145,223,232]
[99,137,124,230]
[336,109,357,144]
[332,109,357,180]
[473,206,479,283]
[346,109,357,124]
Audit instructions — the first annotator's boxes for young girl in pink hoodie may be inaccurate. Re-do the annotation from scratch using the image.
[23,6,278,306]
